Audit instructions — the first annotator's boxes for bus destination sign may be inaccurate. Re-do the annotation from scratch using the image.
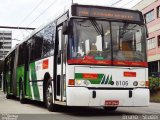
[72,5,143,22]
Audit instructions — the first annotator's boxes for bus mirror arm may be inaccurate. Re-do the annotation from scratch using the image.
[57,50,61,64]
[58,56,61,64]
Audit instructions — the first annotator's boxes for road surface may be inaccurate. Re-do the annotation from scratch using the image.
[0,90,159,120]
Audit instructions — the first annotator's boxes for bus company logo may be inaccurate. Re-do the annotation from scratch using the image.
[100,75,113,85]
[42,59,49,69]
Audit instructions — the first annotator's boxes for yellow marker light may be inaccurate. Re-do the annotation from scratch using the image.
[76,80,82,85]
[139,81,145,86]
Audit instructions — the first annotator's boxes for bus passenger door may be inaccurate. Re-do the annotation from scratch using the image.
[56,26,66,102]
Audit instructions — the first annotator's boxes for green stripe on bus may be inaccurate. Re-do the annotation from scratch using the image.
[16,66,24,96]
[108,75,113,85]
[75,73,113,85]
[16,66,32,98]
[75,73,104,84]
[30,62,40,100]
[26,71,32,98]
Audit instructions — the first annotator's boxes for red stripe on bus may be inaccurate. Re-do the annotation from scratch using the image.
[68,59,147,67]
[113,61,148,67]
[67,59,112,65]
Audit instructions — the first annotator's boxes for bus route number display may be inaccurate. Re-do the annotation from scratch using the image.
[72,5,143,22]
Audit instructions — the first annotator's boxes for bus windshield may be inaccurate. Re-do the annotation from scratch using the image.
[68,18,147,66]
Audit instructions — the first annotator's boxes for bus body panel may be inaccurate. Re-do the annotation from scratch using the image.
[66,65,149,106]
[15,56,54,101]
[28,56,54,101]
[74,66,148,88]
[66,87,149,106]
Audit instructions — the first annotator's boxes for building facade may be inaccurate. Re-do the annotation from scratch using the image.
[132,0,160,75]
[0,31,12,60]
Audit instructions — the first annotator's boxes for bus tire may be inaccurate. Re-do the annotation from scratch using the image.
[45,80,57,112]
[103,107,117,112]
[19,82,25,104]
[6,94,11,99]
[6,82,11,99]
[6,90,11,99]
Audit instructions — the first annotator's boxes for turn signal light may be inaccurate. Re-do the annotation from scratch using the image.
[145,81,149,87]
[68,79,75,86]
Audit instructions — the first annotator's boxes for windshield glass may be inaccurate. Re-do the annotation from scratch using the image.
[68,18,147,66]
[68,19,111,65]
[112,22,146,66]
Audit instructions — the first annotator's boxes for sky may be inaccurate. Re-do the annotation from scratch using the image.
[0,0,142,47]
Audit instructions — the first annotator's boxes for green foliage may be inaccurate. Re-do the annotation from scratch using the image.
[149,73,160,92]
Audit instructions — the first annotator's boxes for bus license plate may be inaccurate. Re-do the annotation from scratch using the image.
[105,100,119,106]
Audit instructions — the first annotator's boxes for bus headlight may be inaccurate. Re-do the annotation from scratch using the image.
[133,81,138,86]
[75,80,91,86]
[139,81,145,86]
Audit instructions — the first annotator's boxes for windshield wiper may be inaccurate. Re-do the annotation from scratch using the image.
[90,20,103,35]
[90,20,105,49]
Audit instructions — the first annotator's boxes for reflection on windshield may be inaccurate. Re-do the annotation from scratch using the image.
[111,22,146,65]
[68,19,147,66]
[68,19,111,65]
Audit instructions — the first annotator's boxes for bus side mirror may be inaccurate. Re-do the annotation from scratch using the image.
[62,22,68,35]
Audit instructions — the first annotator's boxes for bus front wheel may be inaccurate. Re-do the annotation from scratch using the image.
[45,80,57,112]
[6,94,11,99]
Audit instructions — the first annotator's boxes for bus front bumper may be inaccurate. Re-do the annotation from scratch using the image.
[66,87,150,107]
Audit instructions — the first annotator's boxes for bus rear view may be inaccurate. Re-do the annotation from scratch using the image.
[66,4,149,110]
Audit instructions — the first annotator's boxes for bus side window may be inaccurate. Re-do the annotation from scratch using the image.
[18,43,27,66]
[42,23,56,57]
[29,35,43,61]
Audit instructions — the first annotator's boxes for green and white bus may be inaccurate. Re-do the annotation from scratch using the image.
[3,4,149,111]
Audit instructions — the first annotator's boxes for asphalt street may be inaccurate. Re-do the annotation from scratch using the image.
[0,90,160,120]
